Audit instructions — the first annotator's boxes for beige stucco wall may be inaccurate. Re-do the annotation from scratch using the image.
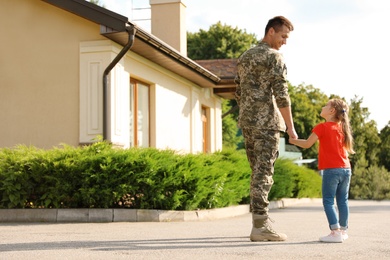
[126,51,193,152]
[0,0,105,148]
[125,51,222,153]
[80,40,222,153]
[1,0,222,153]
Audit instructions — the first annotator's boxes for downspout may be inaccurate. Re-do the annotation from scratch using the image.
[103,25,136,141]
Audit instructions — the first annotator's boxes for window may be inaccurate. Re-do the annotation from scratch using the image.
[201,106,210,153]
[130,79,149,148]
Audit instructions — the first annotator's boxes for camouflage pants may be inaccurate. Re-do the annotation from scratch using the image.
[242,128,280,216]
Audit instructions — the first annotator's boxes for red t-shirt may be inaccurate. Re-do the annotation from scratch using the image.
[312,122,351,170]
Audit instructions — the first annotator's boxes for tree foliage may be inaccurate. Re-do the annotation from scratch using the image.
[89,0,105,7]
[187,21,258,60]
[221,100,243,149]
[379,121,390,171]
[288,83,328,159]
[348,96,381,168]
[350,161,390,200]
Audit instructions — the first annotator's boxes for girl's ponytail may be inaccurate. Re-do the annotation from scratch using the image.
[330,99,355,154]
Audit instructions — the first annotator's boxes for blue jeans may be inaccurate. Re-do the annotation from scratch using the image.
[322,168,351,230]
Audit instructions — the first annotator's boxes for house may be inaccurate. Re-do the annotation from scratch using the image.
[0,0,236,153]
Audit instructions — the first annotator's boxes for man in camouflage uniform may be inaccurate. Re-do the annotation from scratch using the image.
[235,16,298,242]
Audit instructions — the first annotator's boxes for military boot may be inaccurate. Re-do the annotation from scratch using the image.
[250,214,287,241]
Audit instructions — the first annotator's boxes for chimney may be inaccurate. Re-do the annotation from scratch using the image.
[149,0,187,56]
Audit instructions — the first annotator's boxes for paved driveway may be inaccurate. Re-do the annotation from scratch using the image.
[0,199,389,259]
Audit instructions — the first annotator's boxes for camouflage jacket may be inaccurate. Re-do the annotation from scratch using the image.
[235,42,290,131]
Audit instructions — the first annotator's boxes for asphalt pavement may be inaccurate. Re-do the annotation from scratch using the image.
[0,199,389,259]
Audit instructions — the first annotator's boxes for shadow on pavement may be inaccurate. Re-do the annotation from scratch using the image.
[0,236,323,252]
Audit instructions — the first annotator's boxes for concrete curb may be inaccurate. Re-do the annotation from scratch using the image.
[0,198,319,223]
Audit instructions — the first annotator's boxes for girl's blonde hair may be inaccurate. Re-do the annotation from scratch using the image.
[329,99,355,154]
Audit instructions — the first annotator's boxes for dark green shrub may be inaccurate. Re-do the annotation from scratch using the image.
[270,158,322,200]
[350,164,390,200]
[0,142,322,210]
[0,146,36,208]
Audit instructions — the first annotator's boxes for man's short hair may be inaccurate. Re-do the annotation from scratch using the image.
[265,16,294,35]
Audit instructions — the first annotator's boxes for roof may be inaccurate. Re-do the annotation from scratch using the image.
[42,0,236,99]
[195,59,237,99]
[195,59,237,79]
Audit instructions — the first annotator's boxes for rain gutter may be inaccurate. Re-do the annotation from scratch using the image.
[102,25,136,140]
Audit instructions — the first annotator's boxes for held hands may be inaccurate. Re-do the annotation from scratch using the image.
[287,127,298,140]
[288,132,317,149]
[289,137,297,145]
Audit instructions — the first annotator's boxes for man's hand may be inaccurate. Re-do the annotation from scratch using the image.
[287,127,298,140]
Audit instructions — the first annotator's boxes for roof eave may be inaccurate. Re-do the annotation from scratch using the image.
[101,24,221,88]
[42,0,127,31]
[42,0,235,98]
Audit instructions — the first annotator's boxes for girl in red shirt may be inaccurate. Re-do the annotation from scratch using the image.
[289,98,355,243]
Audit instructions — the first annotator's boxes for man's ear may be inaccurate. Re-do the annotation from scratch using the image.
[268,27,275,36]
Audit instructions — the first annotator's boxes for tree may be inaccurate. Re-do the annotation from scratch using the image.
[379,121,390,171]
[89,0,105,8]
[350,162,390,200]
[288,83,328,160]
[349,96,381,168]
[187,21,258,60]
[221,100,243,149]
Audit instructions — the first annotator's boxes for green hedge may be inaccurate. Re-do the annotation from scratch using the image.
[0,142,321,210]
[271,158,322,199]
[350,163,390,200]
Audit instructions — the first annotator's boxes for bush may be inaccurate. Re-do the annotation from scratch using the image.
[350,164,390,200]
[0,142,321,210]
[270,158,322,200]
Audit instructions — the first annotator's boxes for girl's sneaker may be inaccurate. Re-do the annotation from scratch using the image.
[319,230,343,243]
[341,230,348,241]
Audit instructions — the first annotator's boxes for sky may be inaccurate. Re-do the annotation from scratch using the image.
[100,0,390,130]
